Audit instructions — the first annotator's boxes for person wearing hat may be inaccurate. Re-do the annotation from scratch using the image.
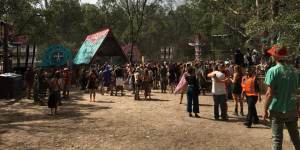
[263,44,300,150]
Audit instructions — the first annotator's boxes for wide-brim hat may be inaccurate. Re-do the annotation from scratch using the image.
[267,44,288,58]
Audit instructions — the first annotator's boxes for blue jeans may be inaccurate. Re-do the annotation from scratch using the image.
[245,96,259,126]
[270,110,300,150]
[213,94,227,119]
[187,86,199,113]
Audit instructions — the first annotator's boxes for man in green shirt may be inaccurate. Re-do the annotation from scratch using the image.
[264,45,300,150]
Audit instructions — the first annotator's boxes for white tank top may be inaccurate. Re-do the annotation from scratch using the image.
[211,71,226,95]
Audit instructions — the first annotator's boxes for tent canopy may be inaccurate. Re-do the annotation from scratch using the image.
[73,28,128,65]
[122,43,142,63]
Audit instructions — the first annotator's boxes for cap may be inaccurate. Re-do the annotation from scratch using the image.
[267,45,287,58]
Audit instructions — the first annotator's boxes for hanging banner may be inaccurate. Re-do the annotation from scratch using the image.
[73,29,109,65]
[40,45,72,67]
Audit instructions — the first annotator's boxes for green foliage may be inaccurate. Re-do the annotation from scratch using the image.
[1,0,300,60]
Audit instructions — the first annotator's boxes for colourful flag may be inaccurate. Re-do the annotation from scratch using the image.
[174,73,187,94]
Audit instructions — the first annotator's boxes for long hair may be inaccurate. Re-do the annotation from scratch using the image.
[234,65,242,75]
[187,66,194,74]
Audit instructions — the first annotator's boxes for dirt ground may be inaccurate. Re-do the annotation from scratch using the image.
[0,89,297,150]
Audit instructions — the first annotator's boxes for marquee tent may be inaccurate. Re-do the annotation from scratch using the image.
[73,28,128,65]
[122,43,142,63]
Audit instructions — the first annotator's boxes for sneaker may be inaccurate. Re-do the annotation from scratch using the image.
[222,118,228,121]
[221,115,229,121]
[195,114,200,118]
[189,113,193,117]
[233,111,238,116]
[240,112,245,116]
[243,122,251,128]
[253,120,259,124]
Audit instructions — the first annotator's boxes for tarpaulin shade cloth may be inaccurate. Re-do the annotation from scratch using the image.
[73,28,128,65]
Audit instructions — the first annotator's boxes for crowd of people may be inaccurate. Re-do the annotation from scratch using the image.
[23,58,269,118]
[22,46,300,150]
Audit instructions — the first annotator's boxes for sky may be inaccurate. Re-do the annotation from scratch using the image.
[81,0,98,4]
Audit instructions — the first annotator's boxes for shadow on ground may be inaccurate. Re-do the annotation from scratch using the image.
[0,89,112,141]
[95,100,115,103]
[199,104,213,107]
[136,98,170,102]
[0,101,110,125]
[0,98,23,109]
[0,88,113,149]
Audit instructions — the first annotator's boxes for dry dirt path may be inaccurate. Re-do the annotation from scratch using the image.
[0,89,297,150]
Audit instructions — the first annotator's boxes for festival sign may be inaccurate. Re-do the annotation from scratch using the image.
[40,45,72,67]
[73,29,110,65]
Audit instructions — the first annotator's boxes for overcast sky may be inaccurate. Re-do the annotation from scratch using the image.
[81,0,97,4]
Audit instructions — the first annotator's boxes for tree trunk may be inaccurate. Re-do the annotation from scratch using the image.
[256,0,260,17]
[270,0,276,22]
[3,22,9,73]
[31,43,36,67]
[130,18,134,63]
[130,42,134,63]
[272,0,279,20]
[125,0,148,63]
[25,45,30,69]
[16,44,20,68]
[45,0,49,8]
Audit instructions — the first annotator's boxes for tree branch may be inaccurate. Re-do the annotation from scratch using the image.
[223,21,247,38]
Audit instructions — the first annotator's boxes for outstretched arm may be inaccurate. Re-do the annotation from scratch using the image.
[207,71,216,78]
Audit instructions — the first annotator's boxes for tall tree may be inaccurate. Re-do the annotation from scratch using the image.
[124,0,147,62]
